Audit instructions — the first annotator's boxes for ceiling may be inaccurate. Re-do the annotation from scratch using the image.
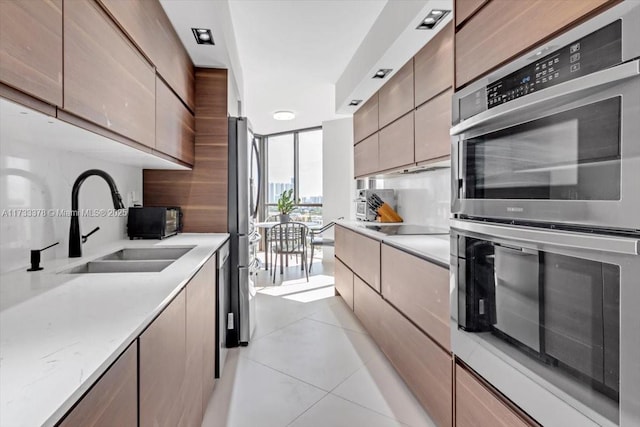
[160,0,452,135]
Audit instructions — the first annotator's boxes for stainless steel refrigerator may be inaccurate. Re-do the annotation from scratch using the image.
[227,117,261,347]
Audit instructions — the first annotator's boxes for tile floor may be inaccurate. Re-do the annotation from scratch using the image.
[201,258,436,427]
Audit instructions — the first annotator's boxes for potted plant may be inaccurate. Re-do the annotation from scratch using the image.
[276,189,296,223]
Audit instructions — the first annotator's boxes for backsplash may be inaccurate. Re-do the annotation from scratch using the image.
[375,168,451,229]
[0,137,142,273]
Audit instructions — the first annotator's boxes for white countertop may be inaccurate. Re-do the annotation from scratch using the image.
[0,233,229,427]
[336,220,450,268]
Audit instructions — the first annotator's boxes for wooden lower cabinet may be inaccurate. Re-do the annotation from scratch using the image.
[139,290,187,427]
[201,256,218,412]
[353,277,453,427]
[381,244,450,350]
[58,344,137,427]
[334,258,354,309]
[456,363,535,427]
[335,226,381,292]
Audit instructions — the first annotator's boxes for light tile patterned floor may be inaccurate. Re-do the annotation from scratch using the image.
[202,259,436,427]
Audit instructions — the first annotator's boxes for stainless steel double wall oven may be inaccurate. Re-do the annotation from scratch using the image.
[450,3,640,426]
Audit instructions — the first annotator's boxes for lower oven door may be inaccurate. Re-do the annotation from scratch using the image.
[450,219,640,427]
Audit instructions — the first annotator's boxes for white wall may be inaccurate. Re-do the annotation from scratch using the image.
[0,137,142,274]
[375,168,451,230]
[321,117,355,258]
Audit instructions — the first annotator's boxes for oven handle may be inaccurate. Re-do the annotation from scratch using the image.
[450,59,640,136]
[450,219,639,256]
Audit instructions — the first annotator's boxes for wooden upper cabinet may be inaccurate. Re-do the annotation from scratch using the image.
[156,76,195,165]
[354,133,379,178]
[378,60,414,128]
[353,92,378,143]
[99,0,195,111]
[455,0,489,27]
[379,111,414,172]
[58,344,137,427]
[415,88,452,163]
[456,364,537,427]
[414,22,453,107]
[64,0,155,148]
[139,290,186,427]
[381,244,450,350]
[455,0,615,88]
[0,0,63,106]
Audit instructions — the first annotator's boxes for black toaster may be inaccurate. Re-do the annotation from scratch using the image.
[127,207,182,239]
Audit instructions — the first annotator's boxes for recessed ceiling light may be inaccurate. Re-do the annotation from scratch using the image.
[273,110,295,121]
[416,10,450,29]
[349,100,362,106]
[191,28,214,45]
[373,69,392,79]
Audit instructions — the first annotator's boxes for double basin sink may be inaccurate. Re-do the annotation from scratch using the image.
[61,247,194,274]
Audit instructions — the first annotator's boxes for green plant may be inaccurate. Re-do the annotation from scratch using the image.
[276,189,296,215]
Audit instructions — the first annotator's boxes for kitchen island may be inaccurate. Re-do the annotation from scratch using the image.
[0,233,229,427]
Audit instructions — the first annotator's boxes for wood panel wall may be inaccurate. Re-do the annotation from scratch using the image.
[144,68,228,232]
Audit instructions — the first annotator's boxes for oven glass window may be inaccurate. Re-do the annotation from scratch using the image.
[463,97,621,200]
[458,236,620,422]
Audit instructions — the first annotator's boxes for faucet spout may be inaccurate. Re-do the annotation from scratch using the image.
[68,169,124,258]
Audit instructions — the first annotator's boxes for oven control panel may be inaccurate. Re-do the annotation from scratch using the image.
[486,20,621,109]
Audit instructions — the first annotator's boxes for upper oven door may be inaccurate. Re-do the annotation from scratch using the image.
[452,60,640,232]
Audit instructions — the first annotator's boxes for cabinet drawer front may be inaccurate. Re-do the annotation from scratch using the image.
[0,0,63,106]
[335,225,349,265]
[350,232,381,292]
[455,0,613,88]
[140,290,186,427]
[99,0,195,111]
[353,93,379,143]
[59,344,137,427]
[414,88,452,164]
[456,364,534,427]
[379,111,414,172]
[414,22,453,107]
[379,60,414,128]
[335,258,354,309]
[354,133,379,178]
[64,0,155,148]
[381,245,451,350]
[156,77,195,165]
[355,277,453,426]
[455,0,488,27]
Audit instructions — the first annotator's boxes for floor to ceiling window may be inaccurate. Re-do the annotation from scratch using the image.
[264,127,322,223]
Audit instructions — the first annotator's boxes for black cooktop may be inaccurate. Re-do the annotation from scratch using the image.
[363,224,449,236]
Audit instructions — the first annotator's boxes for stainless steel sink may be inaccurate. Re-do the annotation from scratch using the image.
[62,259,174,274]
[98,247,194,261]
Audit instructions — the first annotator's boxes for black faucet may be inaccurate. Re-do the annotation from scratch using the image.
[69,169,124,258]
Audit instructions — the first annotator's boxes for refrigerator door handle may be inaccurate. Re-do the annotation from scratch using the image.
[251,137,261,219]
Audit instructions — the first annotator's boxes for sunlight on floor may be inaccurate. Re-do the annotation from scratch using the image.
[258,274,335,303]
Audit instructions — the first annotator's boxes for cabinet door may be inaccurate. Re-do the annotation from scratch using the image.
[353,277,453,427]
[379,60,414,128]
[414,22,453,107]
[201,256,218,412]
[98,0,195,111]
[335,258,354,310]
[455,0,614,88]
[456,364,536,427]
[140,290,186,427]
[381,244,450,350]
[455,0,488,28]
[59,344,137,427]
[335,226,381,292]
[156,76,195,165]
[0,0,62,106]
[415,89,453,163]
[354,133,379,178]
[64,0,155,148]
[353,93,378,143]
[379,111,414,172]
